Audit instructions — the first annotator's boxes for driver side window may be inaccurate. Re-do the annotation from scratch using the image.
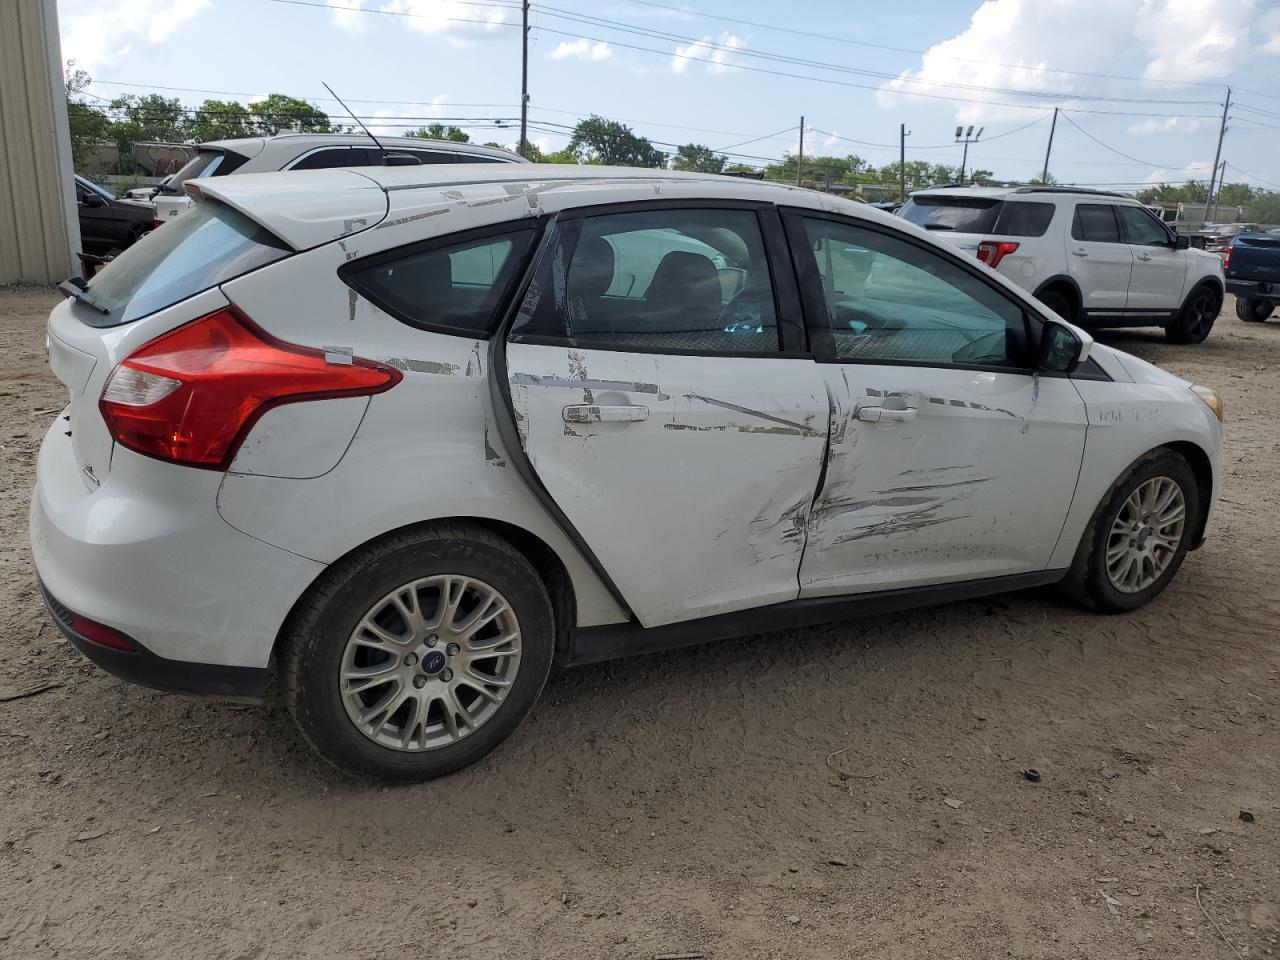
[797,217,1028,369]
[550,208,779,353]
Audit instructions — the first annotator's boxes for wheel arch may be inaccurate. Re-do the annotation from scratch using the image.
[1164,440,1213,548]
[271,516,579,666]
[1032,275,1083,320]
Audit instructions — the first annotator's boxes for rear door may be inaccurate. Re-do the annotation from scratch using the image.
[783,210,1089,595]
[1068,203,1133,314]
[1117,204,1186,313]
[504,204,828,627]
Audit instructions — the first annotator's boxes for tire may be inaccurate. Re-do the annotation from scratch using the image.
[1236,297,1273,323]
[1037,287,1075,323]
[1061,448,1201,613]
[282,523,554,782]
[1165,284,1221,344]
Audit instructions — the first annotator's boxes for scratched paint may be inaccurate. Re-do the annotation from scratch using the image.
[685,393,821,437]
[383,357,460,376]
[510,372,668,397]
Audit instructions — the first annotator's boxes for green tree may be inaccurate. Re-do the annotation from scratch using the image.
[565,115,666,167]
[1136,181,1210,204]
[189,99,255,142]
[966,168,996,186]
[1216,182,1256,207]
[672,143,727,173]
[249,94,332,135]
[64,63,110,169]
[1252,191,1280,222]
[407,123,470,143]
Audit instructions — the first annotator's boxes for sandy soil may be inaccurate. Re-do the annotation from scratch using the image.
[0,284,1277,959]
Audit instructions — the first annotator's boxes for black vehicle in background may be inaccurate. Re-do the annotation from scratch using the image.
[1224,232,1280,323]
[75,175,154,255]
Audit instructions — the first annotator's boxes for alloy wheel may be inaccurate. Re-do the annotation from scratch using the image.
[1104,477,1186,593]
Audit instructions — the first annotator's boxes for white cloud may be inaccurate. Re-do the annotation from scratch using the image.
[549,38,613,61]
[875,0,1271,124]
[672,32,744,75]
[1127,116,1205,135]
[368,95,448,136]
[369,0,507,47]
[61,0,212,72]
[1144,159,1214,183]
[327,0,367,33]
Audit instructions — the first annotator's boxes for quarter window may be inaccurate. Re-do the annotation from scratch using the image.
[344,226,536,335]
[1117,205,1170,246]
[796,217,1028,368]
[514,208,780,354]
[290,148,357,170]
[1072,204,1122,243]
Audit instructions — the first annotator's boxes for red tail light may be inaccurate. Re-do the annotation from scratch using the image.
[71,612,138,652]
[977,240,1020,268]
[1221,244,1233,272]
[100,306,400,470]
[152,219,165,229]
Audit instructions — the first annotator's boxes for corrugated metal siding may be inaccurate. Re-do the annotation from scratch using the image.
[0,0,79,284]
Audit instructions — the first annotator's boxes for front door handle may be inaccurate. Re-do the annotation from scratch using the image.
[1071,248,1089,257]
[856,405,917,424]
[563,404,649,424]
[1136,252,1153,261]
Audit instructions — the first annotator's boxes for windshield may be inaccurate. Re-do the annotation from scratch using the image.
[79,199,289,326]
[78,177,116,201]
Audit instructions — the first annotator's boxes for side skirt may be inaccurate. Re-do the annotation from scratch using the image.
[1079,309,1178,329]
[566,570,1067,666]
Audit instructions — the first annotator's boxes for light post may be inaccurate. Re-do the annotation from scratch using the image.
[954,125,984,185]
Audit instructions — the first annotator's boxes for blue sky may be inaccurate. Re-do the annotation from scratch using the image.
[58,0,1280,191]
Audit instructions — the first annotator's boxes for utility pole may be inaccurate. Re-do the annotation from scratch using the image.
[954,125,983,185]
[796,116,804,186]
[519,0,529,158]
[1211,160,1227,222]
[899,123,909,201]
[1040,107,1058,183]
[1205,87,1230,222]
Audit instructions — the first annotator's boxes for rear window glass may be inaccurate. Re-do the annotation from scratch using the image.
[159,149,248,195]
[344,225,537,336]
[900,197,1054,237]
[79,200,289,326]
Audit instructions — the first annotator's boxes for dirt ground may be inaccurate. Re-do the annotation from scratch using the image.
[0,284,1276,960]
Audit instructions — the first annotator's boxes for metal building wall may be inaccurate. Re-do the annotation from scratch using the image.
[0,0,80,284]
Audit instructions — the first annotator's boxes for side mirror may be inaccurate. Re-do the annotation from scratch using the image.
[1174,234,1190,250]
[81,191,105,208]
[1039,321,1087,372]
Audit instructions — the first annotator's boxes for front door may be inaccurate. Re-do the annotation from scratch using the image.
[1117,204,1187,313]
[505,205,827,627]
[783,212,1090,595]
[1068,202,1133,315]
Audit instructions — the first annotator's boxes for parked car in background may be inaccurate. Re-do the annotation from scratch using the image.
[899,186,1225,343]
[1203,223,1263,254]
[123,175,172,202]
[38,165,1223,780]
[74,175,154,255]
[1224,231,1280,323]
[152,134,526,226]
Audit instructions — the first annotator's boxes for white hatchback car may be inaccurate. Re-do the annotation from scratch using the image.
[899,186,1225,344]
[36,166,1224,781]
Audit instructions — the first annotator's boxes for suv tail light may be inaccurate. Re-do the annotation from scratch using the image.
[1221,243,1233,272]
[977,240,1019,268]
[100,306,400,470]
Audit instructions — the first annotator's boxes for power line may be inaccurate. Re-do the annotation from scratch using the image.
[1058,111,1178,169]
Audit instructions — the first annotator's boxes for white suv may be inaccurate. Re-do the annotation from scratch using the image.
[37,166,1223,781]
[899,187,1225,344]
[153,133,525,225]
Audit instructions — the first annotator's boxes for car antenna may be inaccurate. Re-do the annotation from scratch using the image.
[322,81,387,161]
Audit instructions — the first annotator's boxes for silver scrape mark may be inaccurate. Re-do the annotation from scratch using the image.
[322,345,354,365]
[374,207,451,230]
[348,288,357,323]
[483,425,506,466]
[880,477,992,494]
[663,423,811,437]
[684,393,821,438]
[831,510,970,543]
[341,218,368,235]
[510,372,667,397]
[383,357,460,375]
[926,396,1022,421]
[465,342,483,378]
[337,239,359,262]
[511,384,530,448]
[567,350,589,382]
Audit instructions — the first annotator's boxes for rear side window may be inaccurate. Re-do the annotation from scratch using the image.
[80,200,289,326]
[290,148,357,170]
[994,201,1054,237]
[343,225,537,336]
[900,196,1001,234]
[1072,204,1121,243]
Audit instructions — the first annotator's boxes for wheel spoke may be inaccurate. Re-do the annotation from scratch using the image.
[452,593,507,639]
[354,617,406,652]
[391,586,426,638]
[400,693,428,750]
[358,681,404,728]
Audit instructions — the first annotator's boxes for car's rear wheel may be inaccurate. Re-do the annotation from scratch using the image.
[1165,285,1220,344]
[1037,287,1076,323]
[1062,449,1200,613]
[282,524,554,781]
[1236,297,1273,323]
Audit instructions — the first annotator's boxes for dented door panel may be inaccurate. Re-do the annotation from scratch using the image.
[800,365,1089,596]
[507,342,827,627]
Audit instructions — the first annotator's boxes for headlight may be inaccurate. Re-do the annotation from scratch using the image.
[1190,384,1224,422]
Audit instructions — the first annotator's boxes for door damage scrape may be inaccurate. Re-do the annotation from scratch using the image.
[347,288,358,323]
[810,464,989,545]
[662,422,814,437]
[382,357,460,376]
[465,342,484,378]
[483,423,506,466]
[684,393,822,438]
[747,491,813,562]
[925,394,1022,421]
[510,384,530,448]
[509,372,669,398]
[374,207,452,231]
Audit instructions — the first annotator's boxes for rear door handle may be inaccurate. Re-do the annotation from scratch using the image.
[856,405,916,424]
[1071,248,1089,257]
[1136,253,1153,261]
[563,404,649,424]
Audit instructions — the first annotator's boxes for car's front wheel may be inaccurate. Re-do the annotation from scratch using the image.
[1063,449,1201,613]
[282,524,554,781]
[1236,297,1273,323]
[1165,285,1221,344]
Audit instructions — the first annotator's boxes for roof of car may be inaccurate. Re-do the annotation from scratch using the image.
[194,163,896,250]
[910,185,1136,202]
[196,133,526,164]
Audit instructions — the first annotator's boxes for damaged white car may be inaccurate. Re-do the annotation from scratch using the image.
[34,166,1224,780]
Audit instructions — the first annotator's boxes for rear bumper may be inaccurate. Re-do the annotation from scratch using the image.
[1226,279,1279,300]
[40,580,268,700]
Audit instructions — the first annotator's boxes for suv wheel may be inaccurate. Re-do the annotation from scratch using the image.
[1062,449,1200,613]
[282,524,554,781]
[1236,297,1273,323]
[1038,288,1076,322]
[1165,285,1220,344]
